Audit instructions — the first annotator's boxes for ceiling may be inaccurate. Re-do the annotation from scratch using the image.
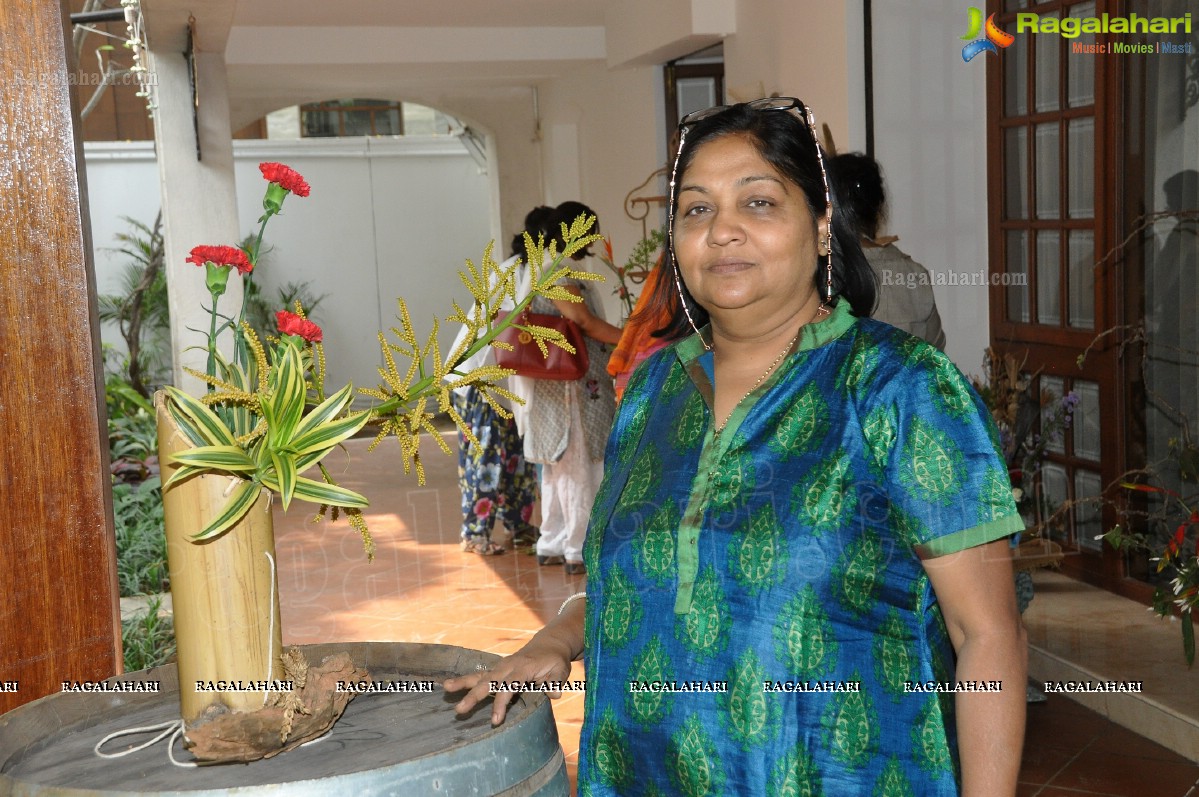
[143,0,616,126]
[229,0,606,29]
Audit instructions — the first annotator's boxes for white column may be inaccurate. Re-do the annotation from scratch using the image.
[149,47,242,395]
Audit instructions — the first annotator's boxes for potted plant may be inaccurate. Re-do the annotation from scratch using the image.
[156,162,601,761]
[1101,437,1199,665]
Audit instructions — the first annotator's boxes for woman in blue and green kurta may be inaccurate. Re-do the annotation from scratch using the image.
[446,99,1026,797]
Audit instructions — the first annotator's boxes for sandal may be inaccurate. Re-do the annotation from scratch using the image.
[565,561,586,576]
[512,529,540,547]
[537,555,565,566]
[461,538,506,556]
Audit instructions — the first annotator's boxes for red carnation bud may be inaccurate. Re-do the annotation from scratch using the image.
[276,310,323,343]
[259,162,310,197]
[186,245,252,275]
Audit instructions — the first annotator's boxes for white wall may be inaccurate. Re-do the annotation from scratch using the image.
[704,1,993,373]
[85,143,164,305]
[725,0,855,149]
[870,0,991,374]
[535,61,664,323]
[85,137,492,401]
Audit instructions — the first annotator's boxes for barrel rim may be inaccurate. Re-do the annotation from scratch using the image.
[0,642,563,796]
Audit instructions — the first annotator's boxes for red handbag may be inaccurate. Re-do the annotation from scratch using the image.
[494,309,590,380]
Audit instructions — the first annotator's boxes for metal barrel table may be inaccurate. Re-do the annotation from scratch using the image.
[0,643,568,796]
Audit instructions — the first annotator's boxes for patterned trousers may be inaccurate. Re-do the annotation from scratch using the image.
[451,388,539,542]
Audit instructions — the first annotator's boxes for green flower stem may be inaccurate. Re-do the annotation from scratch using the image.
[597,254,636,317]
[205,288,220,390]
[249,212,271,270]
[234,212,275,371]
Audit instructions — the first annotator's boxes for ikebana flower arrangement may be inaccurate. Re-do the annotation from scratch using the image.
[969,348,1077,521]
[595,226,664,319]
[155,161,601,761]
[1101,437,1199,665]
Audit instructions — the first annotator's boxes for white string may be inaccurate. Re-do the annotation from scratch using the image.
[91,548,279,767]
[263,550,277,707]
[166,724,196,767]
[74,24,132,42]
[94,719,177,758]
[93,719,197,768]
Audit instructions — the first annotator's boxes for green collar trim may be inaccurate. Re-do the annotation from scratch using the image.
[675,299,856,364]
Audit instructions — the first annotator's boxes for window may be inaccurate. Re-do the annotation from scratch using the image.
[987,0,1118,589]
[298,100,459,138]
[994,0,1099,334]
[1122,0,1199,585]
[664,45,725,157]
[988,0,1198,598]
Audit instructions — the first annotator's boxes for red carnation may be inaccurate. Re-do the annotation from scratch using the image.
[276,310,323,343]
[186,245,252,274]
[259,162,310,197]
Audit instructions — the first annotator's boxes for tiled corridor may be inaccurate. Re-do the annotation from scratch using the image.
[274,434,1199,796]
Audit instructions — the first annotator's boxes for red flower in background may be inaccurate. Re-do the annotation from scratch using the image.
[276,310,323,343]
[187,245,252,274]
[259,162,310,197]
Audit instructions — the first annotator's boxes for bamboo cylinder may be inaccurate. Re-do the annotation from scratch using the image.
[154,392,284,726]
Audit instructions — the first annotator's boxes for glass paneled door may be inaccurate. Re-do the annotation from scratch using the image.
[989,0,1114,587]
[1124,0,1199,587]
[991,0,1199,597]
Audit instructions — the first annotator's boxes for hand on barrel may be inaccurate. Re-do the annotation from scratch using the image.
[444,614,581,726]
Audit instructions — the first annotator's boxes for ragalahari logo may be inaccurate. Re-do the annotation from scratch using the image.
[961,7,1015,61]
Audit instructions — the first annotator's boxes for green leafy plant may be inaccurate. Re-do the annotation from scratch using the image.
[121,595,176,672]
[597,226,666,319]
[162,342,371,541]
[1102,438,1199,665]
[97,213,171,398]
[105,365,160,483]
[112,476,169,597]
[168,163,601,554]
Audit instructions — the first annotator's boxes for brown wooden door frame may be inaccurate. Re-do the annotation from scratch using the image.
[985,0,1153,600]
[663,60,725,163]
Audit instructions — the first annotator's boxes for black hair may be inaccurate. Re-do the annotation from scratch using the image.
[828,152,886,240]
[649,102,876,341]
[551,201,600,260]
[510,205,557,259]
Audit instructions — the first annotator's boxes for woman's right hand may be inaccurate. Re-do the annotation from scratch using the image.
[442,607,583,725]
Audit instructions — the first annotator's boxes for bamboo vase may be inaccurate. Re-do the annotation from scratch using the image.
[154,392,284,726]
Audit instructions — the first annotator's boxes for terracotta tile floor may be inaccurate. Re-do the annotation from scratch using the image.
[1020,694,1199,796]
[274,433,1199,797]
[274,434,588,790]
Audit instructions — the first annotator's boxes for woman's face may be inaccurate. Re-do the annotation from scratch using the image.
[673,132,827,324]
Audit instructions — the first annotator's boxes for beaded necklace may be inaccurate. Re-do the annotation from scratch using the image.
[713,304,830,433]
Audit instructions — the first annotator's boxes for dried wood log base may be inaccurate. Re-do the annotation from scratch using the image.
[184,648,369,763]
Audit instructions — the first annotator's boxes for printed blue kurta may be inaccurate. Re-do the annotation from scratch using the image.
[577,300,1022,796]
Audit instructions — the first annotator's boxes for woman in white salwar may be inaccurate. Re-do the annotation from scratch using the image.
[517,201,622,575]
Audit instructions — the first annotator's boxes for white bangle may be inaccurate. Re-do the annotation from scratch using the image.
[558,591,587,616]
